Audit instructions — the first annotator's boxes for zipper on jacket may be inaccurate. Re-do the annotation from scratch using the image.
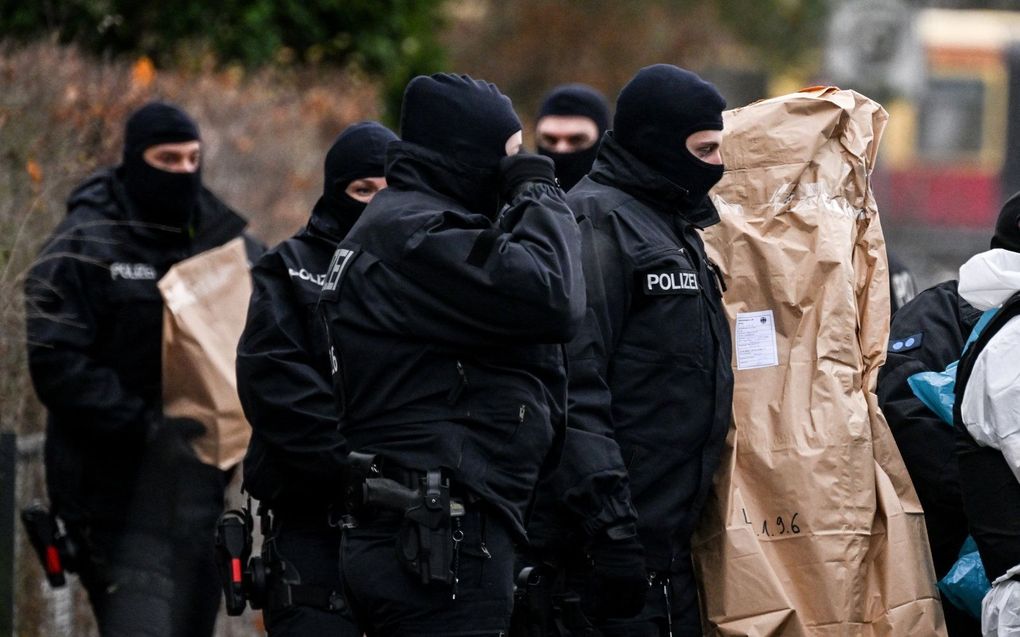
[706,256,727,293]
[446,360,469,405]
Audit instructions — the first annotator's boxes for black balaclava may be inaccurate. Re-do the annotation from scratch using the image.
[312,121,398,238]
[120,102,202,228]
[536,83,610,191]
[613,64,726,204]
[399,73,521,212]
[991,190,1020,253]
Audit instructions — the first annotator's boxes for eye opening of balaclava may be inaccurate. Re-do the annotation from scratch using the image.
[536,83,610,191]
[313,121,398,236]
[399,73,522,213]
[613,64,726,205]
[119,101,202,229]
[991,190,1020,253]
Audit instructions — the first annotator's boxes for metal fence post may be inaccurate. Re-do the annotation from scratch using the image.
[0,431,16,637]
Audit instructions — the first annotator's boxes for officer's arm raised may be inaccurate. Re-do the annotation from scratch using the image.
[397,162,585,343]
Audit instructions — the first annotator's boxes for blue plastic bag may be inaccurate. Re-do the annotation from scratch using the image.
[907,362,959,426]
[907,308,998,427]
[938,537,991,619]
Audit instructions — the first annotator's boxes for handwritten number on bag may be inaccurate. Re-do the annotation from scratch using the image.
[744,509,801,537]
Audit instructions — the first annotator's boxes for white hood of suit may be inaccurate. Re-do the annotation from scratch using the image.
[958,248,1020,311]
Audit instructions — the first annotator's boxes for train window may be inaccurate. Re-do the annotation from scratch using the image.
[917,77,985,160]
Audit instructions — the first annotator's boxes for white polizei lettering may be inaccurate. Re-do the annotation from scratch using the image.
[110,262,157,281]
[646,270,699,293]
[323,248,354,292]
[287,267,326,286]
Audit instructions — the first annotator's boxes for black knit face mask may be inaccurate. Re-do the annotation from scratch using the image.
[676,147,724,204]
[539,143,599,192]
[991,192,1020,253]
[320,187,368,224]
[122,155,201,228]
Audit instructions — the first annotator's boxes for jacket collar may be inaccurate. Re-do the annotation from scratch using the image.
[307,198,357,243]
[589,133,720,229]
[385,141,501,217]
[67,167,248,247]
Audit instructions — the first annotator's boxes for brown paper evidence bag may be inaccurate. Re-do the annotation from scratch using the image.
[159,237,252,471]
[693,87,947,636]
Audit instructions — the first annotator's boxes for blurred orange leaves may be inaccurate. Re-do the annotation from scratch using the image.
[26,159,43,185]
[131,56,156,88]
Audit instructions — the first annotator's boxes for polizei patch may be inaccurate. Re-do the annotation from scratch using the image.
[110,262,157,281]
[320,247,359,302]
[643,268,699,296]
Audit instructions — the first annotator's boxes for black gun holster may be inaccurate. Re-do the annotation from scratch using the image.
[215,500,345,616]
[341,454,464,588]
[20,501,79,588]
[509,564,602,637]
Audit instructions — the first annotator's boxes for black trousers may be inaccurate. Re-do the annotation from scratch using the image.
[340,508,515,636]
[70,455,227,637]
[262,507,360,636]
[595,565,700,637]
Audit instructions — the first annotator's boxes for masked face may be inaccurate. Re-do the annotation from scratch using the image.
[345,177,387,204]
[677,129,724,203]
[536,115,601,191]
[123,141,202,228]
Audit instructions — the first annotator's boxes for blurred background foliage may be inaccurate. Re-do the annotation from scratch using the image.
[0,0,834,125]
[0,0,447,122]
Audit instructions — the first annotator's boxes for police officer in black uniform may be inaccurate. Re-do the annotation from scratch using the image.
[318,73,586,635]
[25,102,261,636]
[564,64,734,636]
[515,85,647,637]
[535,84,611,192]
[236,121,397,635]
[878,194,1020,636]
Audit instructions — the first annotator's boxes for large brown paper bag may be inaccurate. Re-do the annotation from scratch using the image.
[159,237,252,470]
[693,87,946,636]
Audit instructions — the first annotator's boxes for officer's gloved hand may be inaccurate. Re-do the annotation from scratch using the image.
[164,416,207,440]
[498,152,558,201]
[146,415,206,461]
[585,526,649,620]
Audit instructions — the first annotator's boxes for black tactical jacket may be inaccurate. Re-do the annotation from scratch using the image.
[237,205,354,507]
[25,168,259,524]
[877,280,982,578]
[562,134,733,571]
[318,142,585,539]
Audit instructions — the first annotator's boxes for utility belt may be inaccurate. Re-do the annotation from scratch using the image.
[336,452,475,595]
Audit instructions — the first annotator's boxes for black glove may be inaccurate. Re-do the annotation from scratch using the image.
[145,415,206,461]
[163,416,207,441]
[499,152,558,201]
[585,528,649,620]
